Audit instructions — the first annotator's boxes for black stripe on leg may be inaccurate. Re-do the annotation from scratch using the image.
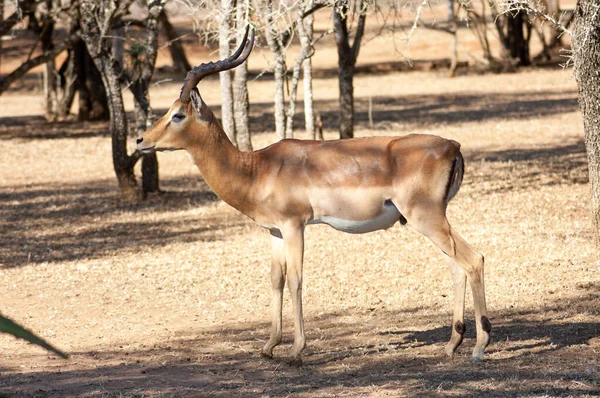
[455,320,466,335]
[481,316,492,333]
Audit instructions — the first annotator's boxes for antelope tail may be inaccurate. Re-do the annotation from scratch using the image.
[445,150,464,203]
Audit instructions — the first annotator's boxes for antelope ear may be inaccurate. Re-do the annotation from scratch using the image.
[189,88,203,117]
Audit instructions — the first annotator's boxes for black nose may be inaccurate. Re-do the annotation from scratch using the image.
[136,137,143,144]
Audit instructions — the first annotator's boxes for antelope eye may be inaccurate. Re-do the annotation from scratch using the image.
[172,113,185,122]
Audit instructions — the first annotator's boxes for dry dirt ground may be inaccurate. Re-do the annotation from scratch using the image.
[0,10,599,398]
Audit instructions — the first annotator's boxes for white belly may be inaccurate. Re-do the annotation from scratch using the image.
[309,201,401,234]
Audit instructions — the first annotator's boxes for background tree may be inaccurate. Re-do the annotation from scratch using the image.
[126,0,166,196]
[72,32,110,121]
[253,0,320,139]
[198,0,252,149]
[159,9,191,74]
[572,0,600,245]
[284,0,315,138]
[79,0,165,201]
[301,0,315,136]
[505,9,530,66]
[498,0,600,243]
[332,0,367,139]
[233,0,252,151]
[258,0,289,139]
[219,0,237,145]
[79,0,138,200]
[0,0,77,96]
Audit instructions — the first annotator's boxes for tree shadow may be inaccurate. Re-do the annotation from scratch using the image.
[244,89,578,135]
[461,140,589,195]
[3,284,599,397]
[1,89,577,141]
[0,117,111,140]
[0,176,244,268]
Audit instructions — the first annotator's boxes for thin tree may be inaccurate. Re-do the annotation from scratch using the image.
[284,1,313,138]
[127,0,166,196]
[233,0,252,151]
[254,0,321,139]
[0,1,3,75]
[39,0,58,120]
[332,0,367,139]
[260,0,288,139]
[219,0,238,145]
[301,0,315,136]
[159,9,191,74]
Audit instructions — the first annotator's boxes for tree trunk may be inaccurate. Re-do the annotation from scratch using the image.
[468,9,493,61]
[132,79,160,195]
[129,0,165,196]
[506,11,530,66]
[219,0,237,145]
[262,0,286,140]
[1,1,4,77]
[314,112,323,140]
[74,37,109,121]
[272,49,286,140]
[57,50,77,118]
[158,9,191,74]
[80,0,140,202]
[301,0,315,136]
[284,51,302,138]
[101,61,140,202]
[332,0,367,139]
[573,0,600,245]
[285,8,312,138]
[448,0,458,77]
[233,2,252,151]
[42,16,58,121]
[336,54,354,139]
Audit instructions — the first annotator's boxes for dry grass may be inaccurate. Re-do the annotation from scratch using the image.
[0,13,599,398]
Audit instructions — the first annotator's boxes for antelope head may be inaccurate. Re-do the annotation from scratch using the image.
[136,26,255,153]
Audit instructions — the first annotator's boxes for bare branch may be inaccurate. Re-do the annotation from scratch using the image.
[499,0,573,36]
[0,33,78,95]
[0,0,39,37]
[405,0,428,45]
[301,1,329,19]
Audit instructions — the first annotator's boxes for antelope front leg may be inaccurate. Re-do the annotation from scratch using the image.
[262,232,286,358]
[283,224,306,366]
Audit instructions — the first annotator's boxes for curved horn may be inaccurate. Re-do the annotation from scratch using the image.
[180,25,255,104]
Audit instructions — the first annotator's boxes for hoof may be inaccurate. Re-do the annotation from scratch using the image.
[444,345,456,357]
[471,355,484,364]
[260,350,274,359]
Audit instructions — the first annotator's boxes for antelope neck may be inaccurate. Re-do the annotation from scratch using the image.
[185,121,257,215]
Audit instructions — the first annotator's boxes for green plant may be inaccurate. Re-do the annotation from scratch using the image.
[0,314,68,358]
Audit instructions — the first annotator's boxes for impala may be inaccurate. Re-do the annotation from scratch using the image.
[137,27,491,365]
